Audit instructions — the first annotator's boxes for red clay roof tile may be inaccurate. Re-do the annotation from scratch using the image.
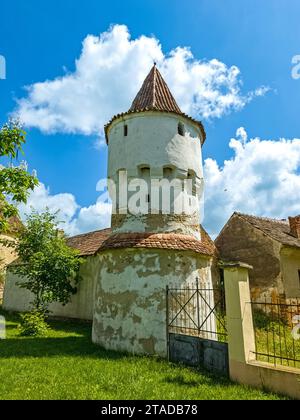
[104,65,206,145]
[67,226,216,257]
[129,65,182,114]
[66,228,111,256]
[100,230,216,256]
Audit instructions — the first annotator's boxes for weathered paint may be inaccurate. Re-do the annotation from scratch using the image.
[111,213,201,237]
[215,213,285,301]
[107,112,204,239]
[280,247,300,298]
[92,248,213,357]
[0,234,17,269]
[2,256,100,320]
[0,234,18,299]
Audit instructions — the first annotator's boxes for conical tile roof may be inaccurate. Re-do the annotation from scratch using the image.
[129,64,182,114]
[104,64,206,145]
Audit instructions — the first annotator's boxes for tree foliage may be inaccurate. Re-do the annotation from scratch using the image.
[12,210,84,313]
[0,119,38,232]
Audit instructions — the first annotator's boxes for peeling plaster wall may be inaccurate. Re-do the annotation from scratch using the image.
[92,248,213,357]
[0,234,18,299]
[111,213,201,237]
[107,112,204,239]
[2,256,99,320]
[0,234,17,269]
[280,247,300,298]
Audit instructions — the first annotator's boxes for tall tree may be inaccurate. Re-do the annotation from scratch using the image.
[11,210,84,314]
[0,119,38,232]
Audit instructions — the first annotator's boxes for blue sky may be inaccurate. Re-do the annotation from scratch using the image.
[1,0,300,236]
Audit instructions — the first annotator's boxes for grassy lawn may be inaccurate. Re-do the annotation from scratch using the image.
[0,309,287,400]
[253,309,300,369]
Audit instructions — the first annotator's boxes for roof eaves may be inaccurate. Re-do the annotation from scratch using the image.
[104,109,206,145]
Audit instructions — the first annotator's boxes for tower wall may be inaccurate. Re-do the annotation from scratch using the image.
[107,112,204,239]
[92,66,214,357]
[92,248,212,356]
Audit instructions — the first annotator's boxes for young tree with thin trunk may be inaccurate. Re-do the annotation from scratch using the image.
[12,210,84,315]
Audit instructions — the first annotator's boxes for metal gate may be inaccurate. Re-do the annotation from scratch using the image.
[166,279,229,376]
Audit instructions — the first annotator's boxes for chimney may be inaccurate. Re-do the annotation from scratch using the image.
[288,216,300,239]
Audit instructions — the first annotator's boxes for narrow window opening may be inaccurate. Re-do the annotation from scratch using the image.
[163,167,173,180]
[178,122,185,136]
[298,270,300,288]
[187,169,196,196]
[139,166,150,178]
[124,125,128,137]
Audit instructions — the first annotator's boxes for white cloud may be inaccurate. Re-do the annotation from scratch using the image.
[18,183,79,224]
[18,183,111,237]
[15,24,268,136]
[69,201,112,235]
[204,128,300,237]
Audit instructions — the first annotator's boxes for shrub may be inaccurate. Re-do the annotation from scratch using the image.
[19,311,49,337]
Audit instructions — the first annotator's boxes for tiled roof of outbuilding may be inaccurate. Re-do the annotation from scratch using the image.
[66,228,111,256]
[233,212,300,249]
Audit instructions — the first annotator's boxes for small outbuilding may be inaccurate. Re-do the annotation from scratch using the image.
[215,212,300,301]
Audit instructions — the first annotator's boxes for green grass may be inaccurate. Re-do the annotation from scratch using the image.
[253,310,300,369]
[0,309,287,400]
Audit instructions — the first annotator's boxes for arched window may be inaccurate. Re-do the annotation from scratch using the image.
[138,166,151,208]
[139,165,150,178]
[178,122,185,136]
[163,166,174,180]
[187,170,194,179]
[187,169,197,196]
[124,125,128,137]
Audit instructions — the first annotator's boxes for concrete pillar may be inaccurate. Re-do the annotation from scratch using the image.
[222,262,256,365]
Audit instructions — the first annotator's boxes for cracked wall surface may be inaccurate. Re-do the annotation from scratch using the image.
[92,248,213,356]
[111,213,201,238]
